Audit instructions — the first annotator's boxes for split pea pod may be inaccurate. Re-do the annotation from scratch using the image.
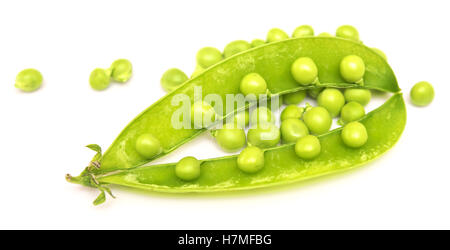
[90,37,399,174]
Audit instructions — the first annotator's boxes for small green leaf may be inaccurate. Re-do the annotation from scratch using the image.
[93,191,106,206]
[92,153,102,163]
[86,144,102,154]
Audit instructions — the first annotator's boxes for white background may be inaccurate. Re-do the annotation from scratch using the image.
[1,0,449,229]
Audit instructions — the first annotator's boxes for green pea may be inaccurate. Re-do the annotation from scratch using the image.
[410,81,434,106]
[266,28,289,43]
[291,57,318,85]
[343,88,371,106]
[110,59,132,83]
[336,25,359,41]
[175,156,201,181]
[250,107,274,125]
[135,133,162,159]
[283,90,306,105]
[237,146,265,173]
[15,69,43,92]
[160,68,188,92]
[341,121,368,148]
[307,87,323,99]
[303,106,332,135]
[280,105,304,121]
[340,101,365,124]
[214,123,246,152]
[191,101,216,128]
[240,73,268,97]
[247,123,280,148]
[233,110,250,128]
[317,88,345,117]
[251,39,265,47]
[196,47,222,68]
[191,65,205,78]
[89,68,111,91]
[280,119,309,143]
[223,40,251,58]
[340,55,365,83]
[372,48,387,61]
[295,135,321,160]
[318,32,332,37]
[292,25,314,37]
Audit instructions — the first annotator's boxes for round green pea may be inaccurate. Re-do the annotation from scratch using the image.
[266,28,289,43]
[240,73,268,97]
[280,105,304,121]
[340,101,365,124]
[237,146,265,174]
[15,68,43,92]
[307,88,323,99]
[292,25,314,37]
[336,25,359,41]
[247,123,280,148]
[317,88,346,117]
[410,81,434,106]
[251,39,265,47]
[135,133,162,159]
[341,121,368,148]
[215,123,246,152]
[280,119,309,143]
[223,40,251,58]
[344,88,372,106]
[283,90,306,105]
[340,55,365,83]
[160,68,188,92]
[318,32,332,37]
[196,47,222,68]
[89,68,110,91]
[250,107,274,125]
[110,59,132,83]
[303,106,332,135]
[291,57,318,85]
[175,156,201,181]
[295,135,321,160]
[372,48,387,61]
[232,110,250,128]
[191,101,216,128]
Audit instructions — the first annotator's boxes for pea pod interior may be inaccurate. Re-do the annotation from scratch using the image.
[97,94,406,192]
[99,37,400,172]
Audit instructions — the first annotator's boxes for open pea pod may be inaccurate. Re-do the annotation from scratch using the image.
[72,93,406,193]
[87,37,399,174]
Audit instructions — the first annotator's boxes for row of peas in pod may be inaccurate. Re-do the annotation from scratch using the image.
[159,24,433,106]
[159,24,382,93]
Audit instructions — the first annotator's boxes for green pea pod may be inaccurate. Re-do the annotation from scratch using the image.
[83,37,398,176]
[71,94,406,194]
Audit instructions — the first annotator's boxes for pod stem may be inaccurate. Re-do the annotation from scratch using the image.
[66,144,115,206]
[66,170,115,206]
